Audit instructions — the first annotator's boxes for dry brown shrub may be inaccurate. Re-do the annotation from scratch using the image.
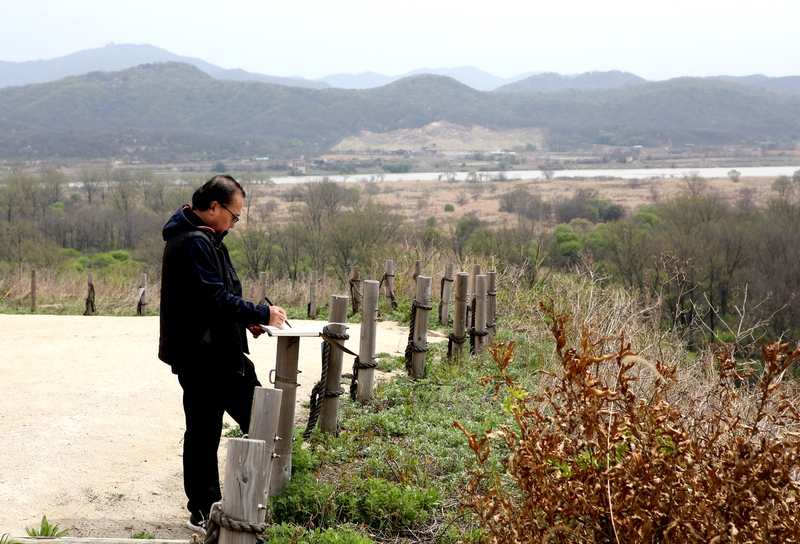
[457,299,800,543]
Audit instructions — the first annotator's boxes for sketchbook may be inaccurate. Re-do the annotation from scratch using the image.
[261,323,329,337]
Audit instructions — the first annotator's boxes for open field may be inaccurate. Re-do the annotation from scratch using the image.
[247,172,786,229]
[0,315,445,539]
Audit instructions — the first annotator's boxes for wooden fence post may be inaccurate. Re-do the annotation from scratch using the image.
[486,270,497,345]
[349,266,361,315]
[308,271,317,319]
[84,273,96,315]
[248,387,283,516]
[259,271,267,303]
[320,295,348,433]
[30,268,36,313]
[473,275,488,355]
[450,272,469,360]
[269,335,300,496]
[466,264,480,329]
[357,280,379,404]
[219,437,266,544]
[410,276,431,379]
[413,260,422,281]
[383,260,397,309]
[439,263,454,326]
[137,273,147,316]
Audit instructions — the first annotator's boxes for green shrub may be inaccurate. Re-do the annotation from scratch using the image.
[25,515,69,537]
[444,203,455,212]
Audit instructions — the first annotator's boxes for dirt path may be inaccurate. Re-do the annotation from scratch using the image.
[0,315,442,539]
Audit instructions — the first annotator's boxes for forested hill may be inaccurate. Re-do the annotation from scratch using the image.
[1,62,799,160]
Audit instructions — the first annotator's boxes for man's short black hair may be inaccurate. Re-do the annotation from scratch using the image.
[192,175,246,211]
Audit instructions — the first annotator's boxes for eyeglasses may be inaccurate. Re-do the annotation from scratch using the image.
[218,203,240,223]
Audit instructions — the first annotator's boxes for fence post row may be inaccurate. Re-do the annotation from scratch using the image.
[349,266,362,315]
[356,280,379,404]
[137,273,147,316]
[308,271,317,319]
[218,438,266,544]
[449,272,469,360]
[486,270,497,345]
[30,268,36,313]
[439,263,454,326]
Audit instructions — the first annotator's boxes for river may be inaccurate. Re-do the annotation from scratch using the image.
[269,165,800,185]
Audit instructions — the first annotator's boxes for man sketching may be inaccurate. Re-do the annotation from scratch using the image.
[157,174,286,532]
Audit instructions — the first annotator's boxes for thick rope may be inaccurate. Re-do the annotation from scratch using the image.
[405,298,432,374]
[438,275,453,324]
[203,501,266,544]
[350,354,379,400]
[447,331,468,358]
[303,326,348,439]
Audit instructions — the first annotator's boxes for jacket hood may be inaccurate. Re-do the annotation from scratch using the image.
[162,205,226,242]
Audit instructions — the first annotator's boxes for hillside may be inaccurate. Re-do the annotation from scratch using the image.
[495,70,647,92]
[0,43,328,90]
[1,63,799,160]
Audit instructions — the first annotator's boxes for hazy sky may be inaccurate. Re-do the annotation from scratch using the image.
[1,0,798,80]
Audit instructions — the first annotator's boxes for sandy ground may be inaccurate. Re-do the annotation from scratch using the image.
[0,315,443,539]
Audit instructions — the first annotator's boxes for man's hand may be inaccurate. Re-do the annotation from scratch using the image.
[247,324,264,338]
[267,306,288,328]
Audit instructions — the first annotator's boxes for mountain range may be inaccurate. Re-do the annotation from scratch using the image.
[2,62,798,161]
[5,43,799,96]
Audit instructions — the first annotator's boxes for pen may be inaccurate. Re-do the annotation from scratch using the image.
[263,295,292,329]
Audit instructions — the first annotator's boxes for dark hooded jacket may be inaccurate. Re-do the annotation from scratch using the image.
[158,205,271,373]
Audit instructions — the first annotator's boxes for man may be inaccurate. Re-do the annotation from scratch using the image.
[158,174,286,532]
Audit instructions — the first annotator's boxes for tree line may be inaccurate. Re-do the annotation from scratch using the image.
[2,165,799,342]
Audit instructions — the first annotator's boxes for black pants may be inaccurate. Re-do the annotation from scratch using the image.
[177,355,261,519]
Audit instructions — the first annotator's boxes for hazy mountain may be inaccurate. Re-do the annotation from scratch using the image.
[317,67,539,90]
[2,63,799,161]
[0,43,328,89]
[495,70,648,92]
[714,75,800,95]
[316,71,396,89]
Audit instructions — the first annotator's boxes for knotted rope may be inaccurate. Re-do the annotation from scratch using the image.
[447,331,468,358]
[438,275,453,324]
[303,325,349,439]
[350,354,378,401]
[203,501,266,544]
[379,272,397,309]
[405,298,432,374]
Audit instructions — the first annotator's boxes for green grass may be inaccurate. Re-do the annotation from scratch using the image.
[1,534,23,544]
[266,332,540,542]
[131,531,156,539]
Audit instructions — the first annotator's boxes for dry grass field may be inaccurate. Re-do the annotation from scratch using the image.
[255,173,781,229]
